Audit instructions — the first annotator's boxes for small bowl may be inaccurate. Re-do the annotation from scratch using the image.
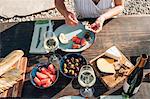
[30,63,59,89]
[60,53,87,78]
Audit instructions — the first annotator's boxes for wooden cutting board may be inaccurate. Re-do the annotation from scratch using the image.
[90,46,134,89]
[0,51,27,97]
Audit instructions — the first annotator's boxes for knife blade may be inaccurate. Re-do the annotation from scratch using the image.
[36,27,42,48]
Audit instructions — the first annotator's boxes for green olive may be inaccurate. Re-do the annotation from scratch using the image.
[75,63,79,66]
[64,68,68,74]
[64,63,67,68]
[69,69,72,73]
[70,64,75,68]
[71,70,75,75]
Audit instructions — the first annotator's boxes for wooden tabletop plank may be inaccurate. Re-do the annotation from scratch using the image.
[82,17,150,61]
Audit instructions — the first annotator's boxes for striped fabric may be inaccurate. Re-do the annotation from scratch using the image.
[74,0,114,18]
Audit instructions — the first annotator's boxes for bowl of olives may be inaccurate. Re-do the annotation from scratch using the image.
[60,53,87,78]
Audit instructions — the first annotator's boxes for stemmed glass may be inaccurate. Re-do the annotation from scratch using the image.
[78,65,96,97]
[43,24,61,68]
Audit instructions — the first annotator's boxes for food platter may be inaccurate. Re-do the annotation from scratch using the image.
[54,23,95,52]
[89,46,134,89]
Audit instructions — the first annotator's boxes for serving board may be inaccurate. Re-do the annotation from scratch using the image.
[0,51,27,97]
[89,46,134,89]
[29,20,53,54]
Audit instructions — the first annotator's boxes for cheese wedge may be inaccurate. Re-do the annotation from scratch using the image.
[105,46,122,60]
[97,58,116,74]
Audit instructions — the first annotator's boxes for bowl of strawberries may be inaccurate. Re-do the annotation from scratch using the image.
[30,63,59,89]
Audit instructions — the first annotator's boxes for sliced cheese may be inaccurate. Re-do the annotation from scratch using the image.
[97,58,116,74]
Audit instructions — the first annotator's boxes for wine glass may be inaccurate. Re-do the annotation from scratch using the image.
[43,31,61,68]
[78,65,96,97]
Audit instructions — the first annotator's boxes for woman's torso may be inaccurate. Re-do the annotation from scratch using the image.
[74,0,114,18]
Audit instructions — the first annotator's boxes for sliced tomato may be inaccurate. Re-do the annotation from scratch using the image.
[49,74,56,82]
[48,64,56,74]
[36,72,48,79]
[81,38,87,47]
[42,79,52,88]
[34,76,41,86]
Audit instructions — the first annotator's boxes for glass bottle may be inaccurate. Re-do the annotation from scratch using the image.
[122,54,148,98]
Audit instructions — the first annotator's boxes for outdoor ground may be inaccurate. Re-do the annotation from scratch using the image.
[0,0,150,23]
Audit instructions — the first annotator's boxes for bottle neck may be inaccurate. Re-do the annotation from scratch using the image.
[135,54,148,68]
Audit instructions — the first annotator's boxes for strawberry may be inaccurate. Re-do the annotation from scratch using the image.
[34,77,41,86]
[72,36,78,42]
[40,78,51,85]
[49,74,56,82]
[42,79,52,88]
[81,38,87,47]
[41,67,52,77]
[72,44,81,49]
[36,72,48,79]
[48,64,56,74]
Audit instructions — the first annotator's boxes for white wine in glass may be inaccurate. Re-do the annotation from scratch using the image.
[78,65,96,97]
[44,31,60,67]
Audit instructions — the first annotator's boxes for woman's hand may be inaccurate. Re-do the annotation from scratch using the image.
[55,0,78,26]
[65,11,79,26]
[89,16,105,33]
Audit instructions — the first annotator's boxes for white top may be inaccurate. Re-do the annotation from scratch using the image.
[74,0,115,18]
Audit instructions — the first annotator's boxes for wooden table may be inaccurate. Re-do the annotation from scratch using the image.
[0,15,150,99]
[82,15,150,61]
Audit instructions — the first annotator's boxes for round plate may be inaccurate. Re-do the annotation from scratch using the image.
[54,23,95,52]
